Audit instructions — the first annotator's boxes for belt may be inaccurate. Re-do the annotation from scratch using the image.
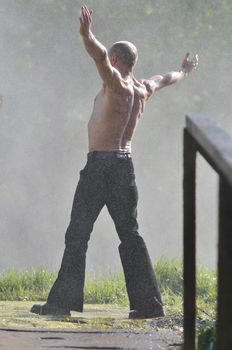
[88,151,132,160]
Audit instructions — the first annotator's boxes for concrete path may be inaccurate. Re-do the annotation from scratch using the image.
[0,327,182,350]
[0,302,183,349]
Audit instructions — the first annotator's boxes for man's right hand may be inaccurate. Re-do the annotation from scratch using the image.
[79,5,93,37]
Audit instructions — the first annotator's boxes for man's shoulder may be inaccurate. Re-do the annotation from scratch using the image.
[131,78,149,98]
[105,75,134,95]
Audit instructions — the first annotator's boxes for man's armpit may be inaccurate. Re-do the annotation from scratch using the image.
[140,79,156,99]
[95,59,122,88]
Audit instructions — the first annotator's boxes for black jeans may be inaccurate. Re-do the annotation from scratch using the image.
[47,151,163,314]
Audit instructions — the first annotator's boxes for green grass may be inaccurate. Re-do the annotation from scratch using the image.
[198,321,216,350]
[156,258,217,319]
[0,302,132,330]
[0,268,56,301]
[155,258,217,349]
[84,273,128,305]
[0,258,217,319]
[0,258,217,346]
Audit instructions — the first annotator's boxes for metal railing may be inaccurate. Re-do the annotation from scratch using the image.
[183,113,232,350]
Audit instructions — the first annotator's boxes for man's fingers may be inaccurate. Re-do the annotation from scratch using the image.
[184,52,190,61]
[192,54,199,68]
[82,5,92,20]
[82,6,89,21]
[181,52,190,66]
[82,5,92,25]
[183,53,199,63]
[84,5,91,16]
[82,7,88,21]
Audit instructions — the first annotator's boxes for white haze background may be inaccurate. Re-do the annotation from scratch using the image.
[1,0,231,273]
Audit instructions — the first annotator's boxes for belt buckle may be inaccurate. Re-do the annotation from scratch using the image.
[117,153,126,159]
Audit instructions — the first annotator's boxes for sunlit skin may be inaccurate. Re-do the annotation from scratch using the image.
[80,5,198,153]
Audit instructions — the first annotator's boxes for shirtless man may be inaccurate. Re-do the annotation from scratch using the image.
[31,5,198,318]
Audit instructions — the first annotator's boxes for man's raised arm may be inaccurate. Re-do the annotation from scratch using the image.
[79,5,119,85]
[142,53,199,99]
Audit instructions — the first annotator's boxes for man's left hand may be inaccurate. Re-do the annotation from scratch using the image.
[180,53,199,75]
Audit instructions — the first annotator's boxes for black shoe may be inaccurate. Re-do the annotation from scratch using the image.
[129,308,164,319]
[30,303,71,316]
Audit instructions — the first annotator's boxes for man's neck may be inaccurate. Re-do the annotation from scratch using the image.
[120,70,133,80]
[113,62,133,80]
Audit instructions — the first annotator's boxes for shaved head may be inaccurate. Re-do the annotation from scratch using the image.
[109,41,138,69]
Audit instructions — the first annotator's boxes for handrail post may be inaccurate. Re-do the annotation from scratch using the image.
[217,177,232,350]
[183,128,197,350]
[184,113,232,349]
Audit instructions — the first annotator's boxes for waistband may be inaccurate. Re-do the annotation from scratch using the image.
[87,151,132,160]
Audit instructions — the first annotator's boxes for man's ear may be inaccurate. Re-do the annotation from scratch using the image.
[110,53,118,66]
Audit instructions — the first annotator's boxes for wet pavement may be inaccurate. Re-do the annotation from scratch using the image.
[0,302,183,349]
[0,327,182,350]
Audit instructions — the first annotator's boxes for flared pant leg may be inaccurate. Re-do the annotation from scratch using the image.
[106,159,164,315]
[47,164,105,311]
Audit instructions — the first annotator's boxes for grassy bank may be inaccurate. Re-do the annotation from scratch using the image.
[0,258,217,347]
[0,258,216,317]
